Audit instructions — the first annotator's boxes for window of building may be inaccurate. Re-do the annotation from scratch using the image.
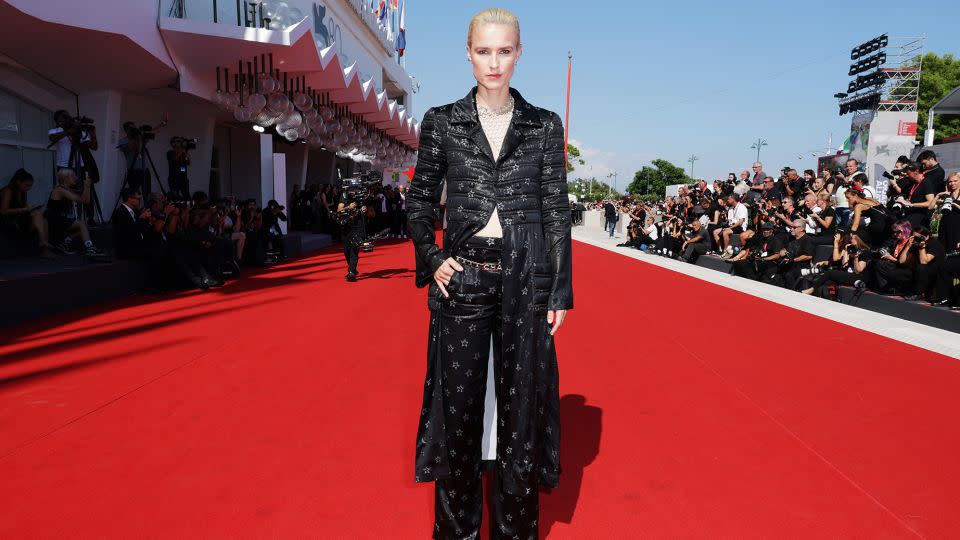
[0,88,54,206]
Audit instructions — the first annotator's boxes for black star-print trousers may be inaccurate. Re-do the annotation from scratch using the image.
[433,235,538,540]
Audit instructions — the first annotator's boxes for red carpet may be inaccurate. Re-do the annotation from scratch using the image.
[1,238,959,538]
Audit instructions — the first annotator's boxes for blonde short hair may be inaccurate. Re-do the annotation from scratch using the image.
[467,8,520,47]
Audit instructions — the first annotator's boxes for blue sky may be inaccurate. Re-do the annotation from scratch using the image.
[403,0,959,188]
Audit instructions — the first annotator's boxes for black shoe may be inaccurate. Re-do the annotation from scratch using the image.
[903,294,922,301]
[197,280,210,291]
[205,278,225,287]
[345,272,357,282]
[55,241,77,255]
[930,299,950,307]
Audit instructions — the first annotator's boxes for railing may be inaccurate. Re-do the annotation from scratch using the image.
[163,0,270,29]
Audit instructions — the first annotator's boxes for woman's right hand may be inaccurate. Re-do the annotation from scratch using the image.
[434,257,464,298]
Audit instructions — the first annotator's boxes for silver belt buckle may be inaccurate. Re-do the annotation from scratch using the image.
[456,255,501,272]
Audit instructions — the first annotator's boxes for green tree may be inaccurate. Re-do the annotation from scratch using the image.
[567,178,619,202]
[626,159,693,198]
[566,143,585,173]
[893,53,960,143]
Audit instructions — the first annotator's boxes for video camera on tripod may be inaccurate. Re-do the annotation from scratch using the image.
[128,124,156,142]
[62,115,96,132]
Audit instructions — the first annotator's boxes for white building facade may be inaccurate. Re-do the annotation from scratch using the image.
[0,0,418,215]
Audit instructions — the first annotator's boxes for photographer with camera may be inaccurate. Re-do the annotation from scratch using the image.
[118,114,168,197]
[865,219,916,294]
[773,196,799,246]
[883,156,911,204]
[166,136,195,201]
[782,169,806,199]
[893,162,937,230]
[846,187,889,249]
[800,232,869,298]
[44,168,103,255]
[337,186,367,281]
[832,168,851,227]
[715,194,748,258]
[918,150,946,193]
[774,218,815,290]
[821,167,838,194]
[179,203,224,290]
[680,217,710,264]
[261,199,288,264]
[731,221,783,283]
[804,192,836,246]
[931,172,960,308]
[214,197,246,265]
[902,226,945,303]
[49,110,99,225]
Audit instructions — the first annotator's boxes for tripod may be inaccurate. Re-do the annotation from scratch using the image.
[113,137,168,220]
[67,133,104,225]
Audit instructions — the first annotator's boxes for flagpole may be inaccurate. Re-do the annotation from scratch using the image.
[564,52,572,171]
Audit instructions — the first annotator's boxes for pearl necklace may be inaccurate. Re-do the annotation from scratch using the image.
[477,95,515,119]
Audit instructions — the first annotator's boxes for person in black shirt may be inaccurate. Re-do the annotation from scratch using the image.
[680,218,709,263]
[894,162,936,229]
[773,196,799,245]
[166,137,191,201]
[111,188,148,259]
[336,189,367,281]
[262,199,288,262]
[904,226,945,302]
[602,198,618,237]
[777,219,814,290]
[760,176,781,201]
[918,150,945,193]
[731,221,783,283]
[807,193,836,245]
[800,232,869,298]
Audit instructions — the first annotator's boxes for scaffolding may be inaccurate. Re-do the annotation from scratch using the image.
[877,36,924,112]
[835,34,924,115]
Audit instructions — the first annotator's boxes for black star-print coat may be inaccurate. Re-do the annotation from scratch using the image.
[406,87,573,495]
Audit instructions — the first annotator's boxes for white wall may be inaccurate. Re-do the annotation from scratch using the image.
[115,92,216,204]
[8,0,174,72]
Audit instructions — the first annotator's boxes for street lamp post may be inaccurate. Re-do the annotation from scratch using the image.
[687,155,698,179]
[750,138,768,163]
[607,171,618,197]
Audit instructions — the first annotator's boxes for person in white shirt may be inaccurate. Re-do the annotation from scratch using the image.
[48,110,97,169]
[714,193,748,254]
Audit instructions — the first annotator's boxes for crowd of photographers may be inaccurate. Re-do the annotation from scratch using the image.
[0,110,294,293]
[611,152,960,309]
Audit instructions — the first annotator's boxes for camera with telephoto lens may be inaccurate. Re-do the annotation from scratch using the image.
[177,137,198,150]
[913,234,927,250]
[882,169,904,181]
[939,195,954,213]
[890,200,907,218]
[129,124,156,142]
[64,115,95,131]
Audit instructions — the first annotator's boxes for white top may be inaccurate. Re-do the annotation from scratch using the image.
[728,203,749,231]
[473,100,514,238]
[48,127,91,168]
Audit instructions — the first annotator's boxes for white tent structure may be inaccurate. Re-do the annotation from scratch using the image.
[924,84,960,146]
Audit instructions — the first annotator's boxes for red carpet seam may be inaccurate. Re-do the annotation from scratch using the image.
[0,352,214,463]
[665,331,925,539]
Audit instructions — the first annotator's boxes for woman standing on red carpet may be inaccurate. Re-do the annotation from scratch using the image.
[406,7,573,539]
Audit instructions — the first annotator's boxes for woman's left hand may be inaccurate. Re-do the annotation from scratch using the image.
[547,310,567,336]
